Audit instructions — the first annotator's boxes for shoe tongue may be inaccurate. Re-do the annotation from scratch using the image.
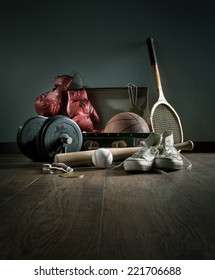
[165,137,174,146]
[162,131,174,146]
[137,133,161,147]
[144,132,161,147]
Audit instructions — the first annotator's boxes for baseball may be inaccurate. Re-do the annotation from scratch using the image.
[92,148,113,168]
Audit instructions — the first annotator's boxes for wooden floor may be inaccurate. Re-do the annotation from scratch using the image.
[0,152,215,260]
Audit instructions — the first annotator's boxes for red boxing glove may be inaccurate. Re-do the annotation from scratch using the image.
[35,75,72,116]
[67,89,88,101]
[72,113,94,132]
[66,90,100,131]
[35,89,67,116]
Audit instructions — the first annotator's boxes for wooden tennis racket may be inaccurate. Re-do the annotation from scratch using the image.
[146,37,183,144]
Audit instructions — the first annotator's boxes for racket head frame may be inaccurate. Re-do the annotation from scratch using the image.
[150,99,184,144]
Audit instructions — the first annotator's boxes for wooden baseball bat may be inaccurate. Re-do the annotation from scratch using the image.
[54,140,194,167]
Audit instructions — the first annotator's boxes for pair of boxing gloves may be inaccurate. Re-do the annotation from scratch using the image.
[35,75,100,132]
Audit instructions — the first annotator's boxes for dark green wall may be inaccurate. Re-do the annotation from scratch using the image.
[0,0,214,142]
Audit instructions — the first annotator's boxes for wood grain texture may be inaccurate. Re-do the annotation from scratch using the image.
[99,161,215,259]
[0,154,42,206]
[0,156,105,259]
[0,153,215,260]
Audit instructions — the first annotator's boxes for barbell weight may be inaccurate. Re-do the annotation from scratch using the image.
[36,115,83,162]
[17,115,83,162]
[17,116,47,161]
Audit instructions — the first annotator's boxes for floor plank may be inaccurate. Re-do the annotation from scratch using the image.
[0,154,42,205]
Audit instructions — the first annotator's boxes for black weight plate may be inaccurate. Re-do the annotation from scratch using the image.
[37,115,83,162]
[36,115,66,162]
[36,117,53,162]
[17,116,47,161]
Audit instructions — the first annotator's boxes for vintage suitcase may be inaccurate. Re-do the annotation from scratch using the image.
[82,87,149,149]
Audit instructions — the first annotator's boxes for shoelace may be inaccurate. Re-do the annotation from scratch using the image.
[111,146,159,170]
[132,146,159,159]
[158,145,179,157]
[180,153,192,170]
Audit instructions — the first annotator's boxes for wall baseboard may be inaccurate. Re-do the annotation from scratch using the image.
[0,142,20,153]
[0,142,215,154]
[189,142,215,153]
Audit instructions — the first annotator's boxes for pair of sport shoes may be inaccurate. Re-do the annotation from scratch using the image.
[124,131,189,172]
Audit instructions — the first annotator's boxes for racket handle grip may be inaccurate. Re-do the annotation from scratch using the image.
[146,37,157,66]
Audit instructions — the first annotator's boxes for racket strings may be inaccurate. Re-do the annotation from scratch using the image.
[152,104,182,143]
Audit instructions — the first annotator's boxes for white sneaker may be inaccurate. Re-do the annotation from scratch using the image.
[155,145,184,170]
[124,145,159,172]
[155,131,183,170]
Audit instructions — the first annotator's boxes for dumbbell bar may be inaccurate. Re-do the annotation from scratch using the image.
[17,115,83,162]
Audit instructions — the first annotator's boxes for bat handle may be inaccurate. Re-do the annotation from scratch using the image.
[174,140,194,151]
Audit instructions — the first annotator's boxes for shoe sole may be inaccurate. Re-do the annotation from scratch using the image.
[155,158,183,170]
[124,160,153,172]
